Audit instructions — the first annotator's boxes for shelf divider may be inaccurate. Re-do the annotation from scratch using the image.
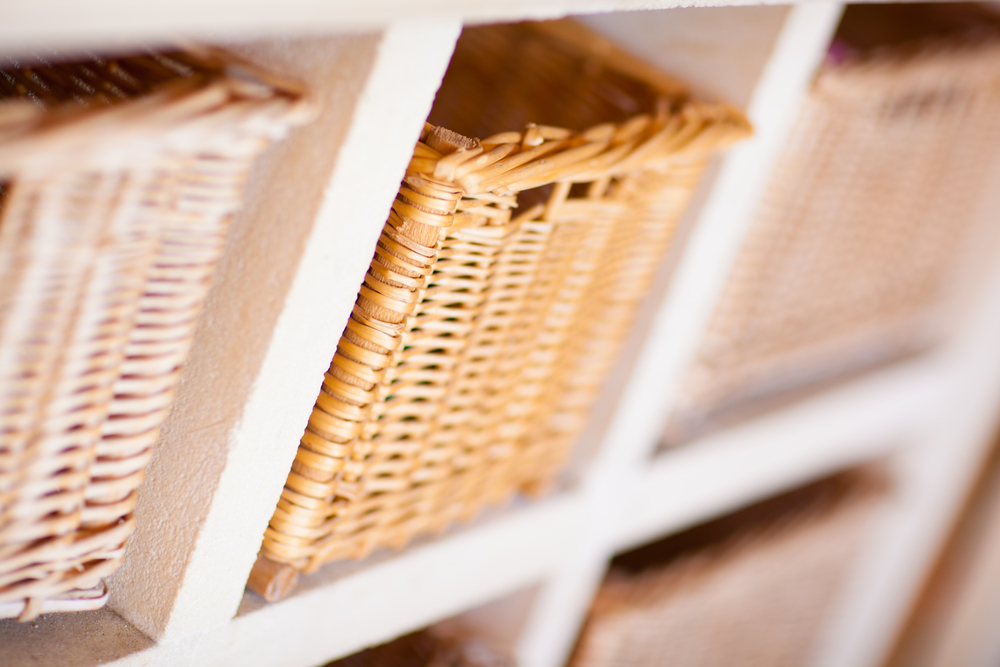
[1,0,838,58]
[11,7,996,667]
[614,353,946,554]
[103,21,461,642]
[513,6,844,666]
[811,194,1000,667]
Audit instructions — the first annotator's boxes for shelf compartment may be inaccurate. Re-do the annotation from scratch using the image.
[251,19,749,596]
[573,465,889,667]
[320,586,535,667]
[666,4,1000,443]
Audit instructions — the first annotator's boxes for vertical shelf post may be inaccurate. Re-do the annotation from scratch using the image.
[104,21,461,641]
[513,6,844,666]
[811,205,1000,667]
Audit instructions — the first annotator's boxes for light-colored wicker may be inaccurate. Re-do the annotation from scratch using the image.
[253,20,750,591]
[324,628,514,667]
[0,49,313,620]
[570,469,886,667]
[668,30,1000,441]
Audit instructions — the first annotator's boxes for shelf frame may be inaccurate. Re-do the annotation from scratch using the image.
[6,0,795,57]
[5,4,1000,667]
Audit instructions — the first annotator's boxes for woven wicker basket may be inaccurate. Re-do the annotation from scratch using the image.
[324,628,514,667]
[570,469,886,667]
[668,16,1000,441]
[0,48,312,620]
[250,20,749,593]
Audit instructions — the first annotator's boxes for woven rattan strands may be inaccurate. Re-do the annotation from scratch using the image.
[668,31,1000,441]
[0,50,312,620]
[254,21,750,590]
[323,628,514,667]
[569,469,886,667]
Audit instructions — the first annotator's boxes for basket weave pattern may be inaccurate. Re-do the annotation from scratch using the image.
[670,40,1000,438]
[260,22,750,573]
[570,473,885,667]
[0,51,311,619]
[325,628,514,667]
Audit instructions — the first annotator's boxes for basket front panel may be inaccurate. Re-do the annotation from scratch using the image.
[265,147,715,571]
[0,51,311,617]
[262,166,467,568]
[0,150,272,613]
[0,168,162,605]
[536,160,709,473]
[571,475,885,667]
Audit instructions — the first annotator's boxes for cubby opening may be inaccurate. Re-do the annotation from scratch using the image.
[251,11,754,600]
[568,465,890,666]
[663,2,1000,446]
[322,587,536,667]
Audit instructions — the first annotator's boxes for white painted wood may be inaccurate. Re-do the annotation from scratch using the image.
[514,7,844,667]
[881,442,1000,667]
[972,604,1000,667]
[0,350,962,667]
[8,495,578,667]
[595,2,844,476]
[614,354,944,553]
[104,22,460,642]
[579,6,790,109]
[191,497,581,667]
[164,348,940,667]
[0,607,155,667]
[3,0,819,59]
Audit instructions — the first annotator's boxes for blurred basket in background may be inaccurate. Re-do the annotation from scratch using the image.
[323,628,514,667]
[668,6,1000,441]
[569,467,887,667]
[0,48,312,620]
[251,19,750,596]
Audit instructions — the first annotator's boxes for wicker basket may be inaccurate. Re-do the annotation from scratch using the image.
[0,48,313,620]
[668,13,1000,441]
[324,628,514,667]
[251,20,749,592]
[570,468,886,667]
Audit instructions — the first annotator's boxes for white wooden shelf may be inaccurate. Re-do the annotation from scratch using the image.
[6,0,797,57]
[614,353,943,554]
[0,349,953,667]
[8,314,996,667]
[5,3,1000,667]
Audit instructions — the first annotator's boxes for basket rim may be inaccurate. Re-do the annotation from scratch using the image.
[819,33,1000,96]
[0,44,316,173]
[417,91,750,202]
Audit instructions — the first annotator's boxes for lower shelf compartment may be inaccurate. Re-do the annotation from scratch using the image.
[574,466,889,667]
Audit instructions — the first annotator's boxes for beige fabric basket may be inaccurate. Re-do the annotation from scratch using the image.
[668,23,1000,441]
[570,469,886,667]
[0,48,313,620]
[251,20,750,595]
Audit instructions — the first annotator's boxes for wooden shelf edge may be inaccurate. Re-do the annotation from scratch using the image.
[0,349,958,667]
[0,0,799,58]
[196,496,581,667]
[615,353,946,554]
